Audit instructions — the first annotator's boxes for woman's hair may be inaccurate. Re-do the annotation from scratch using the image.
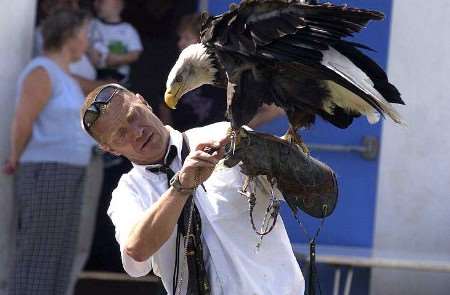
[177,13,201,37]
[42,8,90,52]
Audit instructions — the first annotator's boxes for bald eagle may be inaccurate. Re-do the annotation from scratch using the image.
[165,0,404,147]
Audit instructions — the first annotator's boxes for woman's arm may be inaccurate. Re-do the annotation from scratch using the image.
[3,67,51,174]
[72,74,111,95]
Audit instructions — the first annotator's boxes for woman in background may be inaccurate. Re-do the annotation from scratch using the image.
[34,0,109,92]
[3,9,95,295]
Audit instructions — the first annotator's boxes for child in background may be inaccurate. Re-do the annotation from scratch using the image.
[177,13,201,51]
[169,14,228,132]
[90,0,142,84]
[169,13,283,131]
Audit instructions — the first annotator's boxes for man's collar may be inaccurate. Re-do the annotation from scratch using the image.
[131,126,183,174]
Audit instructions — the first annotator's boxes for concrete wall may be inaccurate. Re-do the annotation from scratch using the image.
[0,1,36,294]
[371,1,450,294]
[198,0,208,12]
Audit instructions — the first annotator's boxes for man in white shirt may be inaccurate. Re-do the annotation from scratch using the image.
[80,83,305,295]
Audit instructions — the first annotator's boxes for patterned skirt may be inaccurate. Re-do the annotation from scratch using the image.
[10,162,86,295]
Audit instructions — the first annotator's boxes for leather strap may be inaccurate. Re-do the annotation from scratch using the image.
[172,133,210,295]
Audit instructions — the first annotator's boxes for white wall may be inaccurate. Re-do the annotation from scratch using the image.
[372,1,450,294]
[0,1,36,294]
[199,0,208,12]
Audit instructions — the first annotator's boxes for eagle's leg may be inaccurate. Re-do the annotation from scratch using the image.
[281,126,309,154]
[226,127,241,155]
[283,110,314,154]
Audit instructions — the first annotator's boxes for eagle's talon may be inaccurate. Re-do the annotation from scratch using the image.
[281,127,309,155]
[229,128,241,155]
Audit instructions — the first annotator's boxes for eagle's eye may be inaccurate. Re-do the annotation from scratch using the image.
[175,75,183,83]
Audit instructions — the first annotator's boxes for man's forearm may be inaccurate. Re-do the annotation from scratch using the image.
[124,140,224,262]
[125,187,190,262]
[248,104,284,129]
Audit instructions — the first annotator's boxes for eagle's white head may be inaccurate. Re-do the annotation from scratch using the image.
[164,43,217,109]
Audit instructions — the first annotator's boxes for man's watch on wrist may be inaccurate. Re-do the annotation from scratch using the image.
[169,171,196,194]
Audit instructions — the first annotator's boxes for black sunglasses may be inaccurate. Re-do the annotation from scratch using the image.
[82,85,123,134]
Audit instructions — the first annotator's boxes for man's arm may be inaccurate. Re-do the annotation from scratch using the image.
[124,186,189,262]
[124,141,225,262]
[248,103,285,129]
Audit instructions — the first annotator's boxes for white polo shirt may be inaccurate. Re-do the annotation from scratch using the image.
[108,122,304,295]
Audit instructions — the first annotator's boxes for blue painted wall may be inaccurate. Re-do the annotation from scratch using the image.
[267,0,393,248]
[207,0,393,293]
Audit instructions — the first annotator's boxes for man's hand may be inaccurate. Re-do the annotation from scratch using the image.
[124,136,230,262]
[178,138,228,189]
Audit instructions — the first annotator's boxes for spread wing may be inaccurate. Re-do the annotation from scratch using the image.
[201,0,403,128]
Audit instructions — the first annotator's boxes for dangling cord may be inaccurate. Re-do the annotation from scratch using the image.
[293,205,328,295]
[173,199,197,295]
[309,238,316,295]
[256,178,281,249]
[229,128,238,155]
[239,176,280,237]
[172,227,182,294]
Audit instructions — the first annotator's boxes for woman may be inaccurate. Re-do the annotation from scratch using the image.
[3,9,95,295]
[34,0,109,92]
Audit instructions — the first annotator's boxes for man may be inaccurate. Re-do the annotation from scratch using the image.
[80,83,305,295]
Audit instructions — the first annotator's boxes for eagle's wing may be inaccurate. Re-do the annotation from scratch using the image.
[201,1,383,62]
[201,1,403,128]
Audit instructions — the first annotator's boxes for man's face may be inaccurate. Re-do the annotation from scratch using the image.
[93,91,170,165]
[177,30,200,51]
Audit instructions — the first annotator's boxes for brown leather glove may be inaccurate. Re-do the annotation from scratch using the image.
[224,128,338,218]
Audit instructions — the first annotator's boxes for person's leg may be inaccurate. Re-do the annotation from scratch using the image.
[50,163,85,295]
[10,163,38,295]
[11,162,85,295]
[65,151,103,295]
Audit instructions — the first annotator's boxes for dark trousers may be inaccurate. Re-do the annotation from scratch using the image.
[10,162,85,295]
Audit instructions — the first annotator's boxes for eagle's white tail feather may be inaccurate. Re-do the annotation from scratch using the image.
[367,112,381,124]
[321,47,404,124]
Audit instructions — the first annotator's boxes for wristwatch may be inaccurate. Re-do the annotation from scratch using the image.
[169,171,196,194]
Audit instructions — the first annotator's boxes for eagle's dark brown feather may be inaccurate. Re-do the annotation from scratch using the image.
[200,0,403,129]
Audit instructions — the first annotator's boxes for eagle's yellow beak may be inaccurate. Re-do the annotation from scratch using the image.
[164,88,179,109]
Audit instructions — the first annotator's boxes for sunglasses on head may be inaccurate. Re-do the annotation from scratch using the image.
[82,84,124,135]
